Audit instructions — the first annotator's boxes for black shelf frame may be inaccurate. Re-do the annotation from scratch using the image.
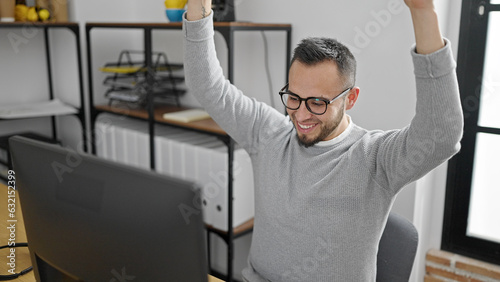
[86,21,291,282]
[0,22,87,182]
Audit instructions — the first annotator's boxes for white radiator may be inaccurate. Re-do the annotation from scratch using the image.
[95,114,255,231]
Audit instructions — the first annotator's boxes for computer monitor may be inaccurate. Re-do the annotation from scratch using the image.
[9,136,208,282]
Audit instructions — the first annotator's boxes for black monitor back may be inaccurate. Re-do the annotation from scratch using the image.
[9,136,208,282]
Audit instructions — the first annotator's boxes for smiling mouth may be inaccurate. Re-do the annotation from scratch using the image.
[296,122,319,134]
[298,123,315,129]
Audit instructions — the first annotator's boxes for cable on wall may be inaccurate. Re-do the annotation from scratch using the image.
[261,31,276,109]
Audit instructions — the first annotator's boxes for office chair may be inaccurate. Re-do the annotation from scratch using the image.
[377,212,419,282]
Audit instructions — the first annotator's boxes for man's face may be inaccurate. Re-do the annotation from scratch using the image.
[287,60,351,147]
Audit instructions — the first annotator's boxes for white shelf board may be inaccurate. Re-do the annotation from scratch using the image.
[0,99,78,119]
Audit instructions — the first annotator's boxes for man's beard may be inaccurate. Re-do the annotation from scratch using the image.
[295,106,345,148]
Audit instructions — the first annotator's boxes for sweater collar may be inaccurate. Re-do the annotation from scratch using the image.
[315,115,354,147]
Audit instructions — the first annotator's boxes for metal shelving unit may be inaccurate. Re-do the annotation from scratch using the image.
[0,22,86,181]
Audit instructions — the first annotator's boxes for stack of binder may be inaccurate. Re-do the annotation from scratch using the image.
[95,114,255,231]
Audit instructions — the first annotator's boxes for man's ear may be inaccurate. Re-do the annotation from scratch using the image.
[345,87,360,110]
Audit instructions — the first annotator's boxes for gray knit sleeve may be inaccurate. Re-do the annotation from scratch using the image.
[183,12,289,153]
[370,39,464,192]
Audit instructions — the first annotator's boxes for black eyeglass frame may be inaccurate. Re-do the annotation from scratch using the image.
[278,83,353,115]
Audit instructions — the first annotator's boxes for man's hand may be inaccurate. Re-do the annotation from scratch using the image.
[186,0,212,21]
[404,0,435,10]
[404,0,445,54]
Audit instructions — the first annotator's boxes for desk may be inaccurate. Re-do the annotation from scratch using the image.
[0,183,223,282]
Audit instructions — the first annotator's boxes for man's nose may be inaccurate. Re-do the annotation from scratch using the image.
[294,102,313,120]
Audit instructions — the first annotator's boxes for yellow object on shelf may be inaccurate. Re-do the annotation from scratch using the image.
[26,6,38,21]
[99,66,145,74]
[13,3,52,22]
[38,8,50,21]
[99,65,178,74]
[164,0,187,9]
[14,4,28,21]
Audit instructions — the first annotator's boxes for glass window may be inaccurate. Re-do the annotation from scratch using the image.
[467,133,500,244]
[478,12,500,129]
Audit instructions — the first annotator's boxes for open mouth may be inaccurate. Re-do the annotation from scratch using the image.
[297,122,318,133]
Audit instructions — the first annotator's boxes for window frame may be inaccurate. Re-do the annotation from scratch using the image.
[442,0,500,265]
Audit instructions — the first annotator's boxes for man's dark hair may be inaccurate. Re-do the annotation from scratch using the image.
[291,37,357,89]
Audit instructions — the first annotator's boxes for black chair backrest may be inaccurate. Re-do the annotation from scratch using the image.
[377,212,419,282]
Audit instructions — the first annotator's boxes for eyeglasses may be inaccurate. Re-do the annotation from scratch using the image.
[279,83,352,115]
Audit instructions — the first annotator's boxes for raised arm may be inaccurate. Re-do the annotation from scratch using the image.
[183,0,289,152]
[369,0,463,191]
[186,0,212,21]
[405,0,445,54]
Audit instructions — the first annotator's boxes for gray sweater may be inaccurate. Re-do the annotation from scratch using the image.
[183,13,463,282]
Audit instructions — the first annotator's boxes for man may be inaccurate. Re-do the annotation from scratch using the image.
[183,0,463,281]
